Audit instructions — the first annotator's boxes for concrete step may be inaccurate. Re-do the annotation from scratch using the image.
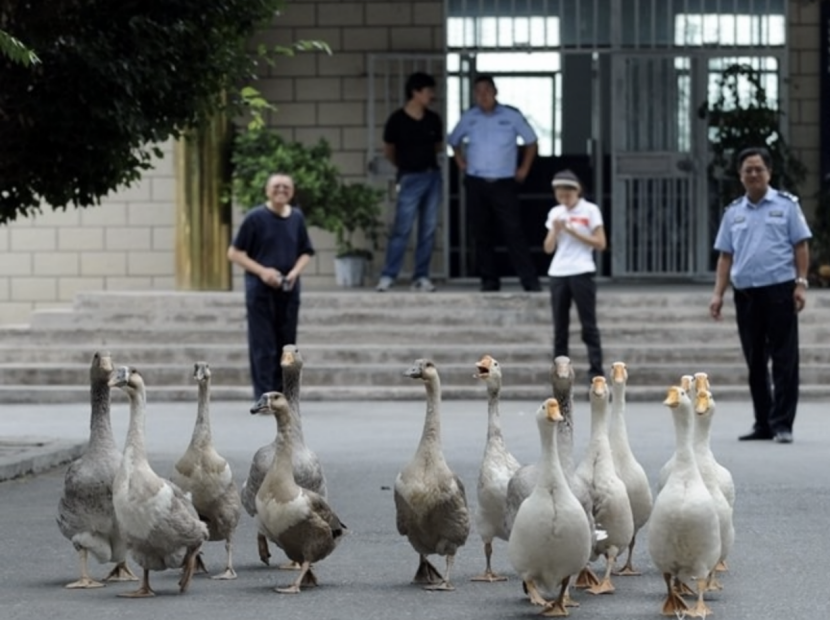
[0,322,748,345]
[4,341,830,366]
[25,301,830,329]
[0,360,821,388]
[1,382,828,405]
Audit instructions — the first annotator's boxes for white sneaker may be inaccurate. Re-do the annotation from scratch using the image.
[376,276,394,292]
[410,277,436,292]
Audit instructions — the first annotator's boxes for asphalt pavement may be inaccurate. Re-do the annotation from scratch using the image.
[0,393,827,619]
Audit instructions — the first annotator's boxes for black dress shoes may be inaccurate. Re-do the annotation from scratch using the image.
[738,430,773,441]
[773,431,793,444]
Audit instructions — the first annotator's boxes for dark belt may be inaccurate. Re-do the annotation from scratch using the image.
[467,175,513,183]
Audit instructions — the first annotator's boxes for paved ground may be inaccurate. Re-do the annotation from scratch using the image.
[0,394,827,619]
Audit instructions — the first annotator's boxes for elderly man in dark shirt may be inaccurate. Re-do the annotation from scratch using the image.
[228,172,315,398]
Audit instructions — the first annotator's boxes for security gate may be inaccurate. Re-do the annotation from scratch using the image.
[609,54,703,277]
[366,54,449,280]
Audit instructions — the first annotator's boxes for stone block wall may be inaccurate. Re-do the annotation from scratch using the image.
[0,141,176,324]
[788,1,822,212]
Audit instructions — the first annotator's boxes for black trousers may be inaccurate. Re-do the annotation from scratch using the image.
[245,288,300,399]
[550,273,603,380]
[733,281,799,434]
[465,176,540,290]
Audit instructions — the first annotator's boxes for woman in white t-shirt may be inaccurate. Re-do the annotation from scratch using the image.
[543,170,607,383]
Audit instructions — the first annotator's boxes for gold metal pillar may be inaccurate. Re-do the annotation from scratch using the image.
[174,111,232,290]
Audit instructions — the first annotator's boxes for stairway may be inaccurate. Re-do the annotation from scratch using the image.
[1,287,828,404]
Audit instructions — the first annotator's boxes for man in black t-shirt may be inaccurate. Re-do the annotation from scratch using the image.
[227,173,315,398]
[375,72,443,293]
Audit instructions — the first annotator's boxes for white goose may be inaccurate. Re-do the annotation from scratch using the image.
[471,355,521,582]
[250,392,345,593]
[648,385,721,617]
[692,387,735,591]
[171,362,241,580]
[241,344,326,567]
[110,367,208,597]
[507,398,592,617]
[574,376,633,595]
[607,362,652,576]
[57,351,138,588]
[395,359,471,591]
[658,373,735,579]
[504,356,598,602]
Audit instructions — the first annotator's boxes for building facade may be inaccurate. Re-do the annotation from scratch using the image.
[0,0,824,323]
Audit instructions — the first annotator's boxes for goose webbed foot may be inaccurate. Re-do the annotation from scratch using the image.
[715,559,729,572]
[673,577,696,596]
[660,573,689,616]
[471,541,508,582]
[104,561,139,582]
[688,577,714,617]
[573,565,600,589]
[257,534,271,566]
[471,568,507,582]
[275,561,316,593]
[65,576,105,589]
[412,554,443,584]
[212,567,237,580]
[705,569,723,592]
[524,579,549,606]
[587,553,617,595]
[613,537,642,576]
[541,578,571,617]
[211,540,237,580]
[118,569,156,598]
[66,548,105,589]
[422,554,456,591]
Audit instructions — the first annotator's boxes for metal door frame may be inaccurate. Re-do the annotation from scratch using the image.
[608,47,789,278]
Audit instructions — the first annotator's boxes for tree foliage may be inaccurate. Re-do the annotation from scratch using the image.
[0,29,39,66]
[0,0,290,224]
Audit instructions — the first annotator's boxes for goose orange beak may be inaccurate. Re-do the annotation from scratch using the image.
[591,376,607,396]
[695,391,711,414]
[663,386,681,407]
[544,397,562,422]
[694,372,710,394]
[611,362,627,384]
[474,355,493,379]
[679,375,693,392]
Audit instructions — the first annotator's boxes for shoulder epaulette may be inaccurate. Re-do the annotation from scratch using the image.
[501,104,520,112]
[777,190,799,203]
[725,196,742,210]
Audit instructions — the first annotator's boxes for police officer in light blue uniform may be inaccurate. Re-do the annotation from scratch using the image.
[710,146,812,444]
[448,75,541,292]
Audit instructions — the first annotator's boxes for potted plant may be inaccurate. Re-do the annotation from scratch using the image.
[230,126,384,286]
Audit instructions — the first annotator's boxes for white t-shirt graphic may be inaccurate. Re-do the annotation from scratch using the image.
[545,198,604,277]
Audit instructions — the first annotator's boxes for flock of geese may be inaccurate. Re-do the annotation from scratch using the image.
[56,347,735,617]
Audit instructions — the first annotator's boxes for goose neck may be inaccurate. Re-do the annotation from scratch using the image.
[539,418,567,490]
[283,371,306,442]
[89,380,116,447]
[485,383,503,441]
[192,380,213,444]
[672,405,697,468]
[272,414,298,491]
[124,388,148,462]
[608,383,630,449]
[418,377,442,450]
